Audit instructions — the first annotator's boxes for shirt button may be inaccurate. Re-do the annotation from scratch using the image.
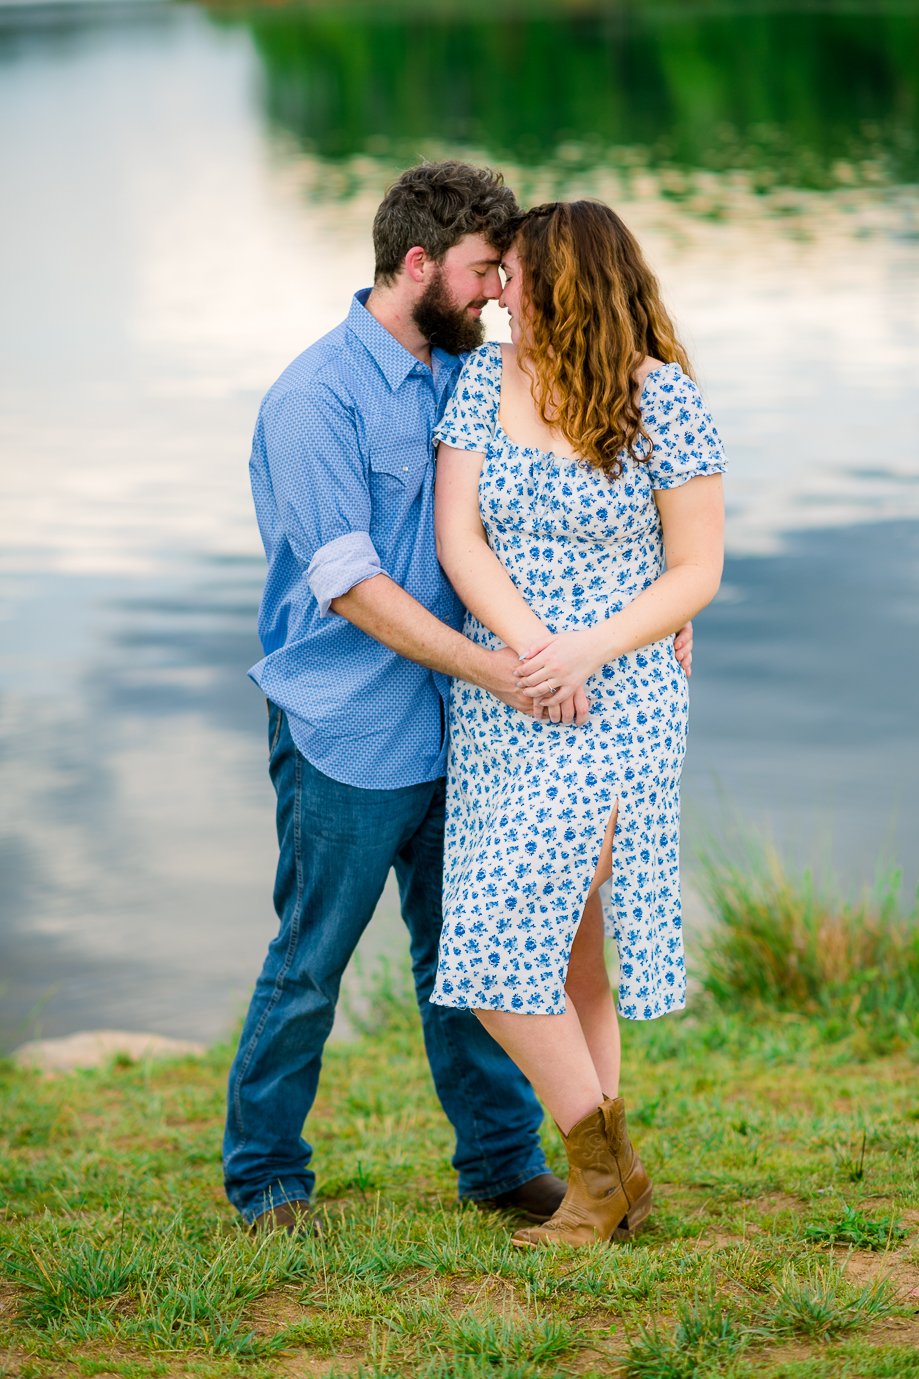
[402,465,409,472]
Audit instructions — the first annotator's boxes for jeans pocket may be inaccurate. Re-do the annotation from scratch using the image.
[267,700,284,756]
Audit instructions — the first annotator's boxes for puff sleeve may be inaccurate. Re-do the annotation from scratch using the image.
[434,342,501,452]
[641,369,727,490]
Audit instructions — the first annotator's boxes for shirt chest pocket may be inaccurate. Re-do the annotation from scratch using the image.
[369,442,430,499]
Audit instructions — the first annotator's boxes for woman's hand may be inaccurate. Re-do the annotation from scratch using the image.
[519,617,694,721]
[549,685,591,726]
[514,628,606,718]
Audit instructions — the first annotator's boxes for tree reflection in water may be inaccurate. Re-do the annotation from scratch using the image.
[203,2,919,193]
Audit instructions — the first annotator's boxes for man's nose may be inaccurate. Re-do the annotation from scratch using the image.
[485,267,503,299]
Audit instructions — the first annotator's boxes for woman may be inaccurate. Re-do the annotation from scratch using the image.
[430,201,726,1248]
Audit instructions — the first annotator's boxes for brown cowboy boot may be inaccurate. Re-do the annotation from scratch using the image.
[511,1095,652,1248]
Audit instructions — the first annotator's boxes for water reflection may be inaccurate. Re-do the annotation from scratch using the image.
[225,2,919,188]
[0,0,917,1050]
[0,559,272,1052]
[4,515,915,1052]
[687,519,919,864]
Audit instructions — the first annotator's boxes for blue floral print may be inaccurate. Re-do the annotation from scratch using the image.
[429,342,727,1021]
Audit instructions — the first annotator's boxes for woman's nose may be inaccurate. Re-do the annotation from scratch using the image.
[486,268,503,299]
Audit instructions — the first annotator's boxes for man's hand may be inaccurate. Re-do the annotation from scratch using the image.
[480,647,590,724]
[481,647,546,717]
[674,621,693,678]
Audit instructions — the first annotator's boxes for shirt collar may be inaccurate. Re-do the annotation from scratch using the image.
[431,347,460,395]
[347,289,460,393]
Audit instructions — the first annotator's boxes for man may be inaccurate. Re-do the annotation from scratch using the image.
[223,161,692,1232]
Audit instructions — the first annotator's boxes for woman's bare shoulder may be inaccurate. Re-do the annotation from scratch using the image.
[634,355,666,387]
[500,342,531,384]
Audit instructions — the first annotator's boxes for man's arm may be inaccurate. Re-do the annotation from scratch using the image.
[331,574,539,715]
[261,384,537,713]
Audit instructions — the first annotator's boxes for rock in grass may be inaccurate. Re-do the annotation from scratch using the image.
[11,1030,206,1073]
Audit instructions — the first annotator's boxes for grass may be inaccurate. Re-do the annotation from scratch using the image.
[804,1205,909,1253]
[1,854,918,1377]
[624,1298,748,1377]
[764,1260,895,1341]
[698,846,919,1044]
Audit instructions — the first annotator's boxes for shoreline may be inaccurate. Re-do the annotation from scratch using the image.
[10,1029,208,1073]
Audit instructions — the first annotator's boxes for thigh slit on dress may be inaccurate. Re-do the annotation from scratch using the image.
[428,340,726,1022]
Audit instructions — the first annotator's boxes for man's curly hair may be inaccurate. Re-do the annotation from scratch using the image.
[373,161,520,284]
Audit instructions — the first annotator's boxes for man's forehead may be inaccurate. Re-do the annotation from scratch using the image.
[446,233,501,264]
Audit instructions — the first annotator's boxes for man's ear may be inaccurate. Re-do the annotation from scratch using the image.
[404,245,429,284]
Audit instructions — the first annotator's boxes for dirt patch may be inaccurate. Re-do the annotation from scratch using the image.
[688,1191,805,1246]
[744,1338,814,1369]
[246,1285,317,1333]
[745,1192,804,1214]
[442,1272,521,1316]
[274,1353,356,1377]
[693,1231,765,1255]
[0,1343,208,1379]
[862,1313,919,1347]
[843,1246,919,1300]
[0,1278,22,1326]
[13,1031,206,1074]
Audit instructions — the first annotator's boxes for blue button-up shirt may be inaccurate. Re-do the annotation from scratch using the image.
[248,290,464,789]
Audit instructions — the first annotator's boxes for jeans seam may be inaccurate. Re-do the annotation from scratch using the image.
[398,787,497,1185]
[230,737,304,1151]
[269,704,283,754]
[437,1010,497,1183]
[399,783,546,1199]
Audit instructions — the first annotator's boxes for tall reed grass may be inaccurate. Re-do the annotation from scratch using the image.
[697,845,919,1037]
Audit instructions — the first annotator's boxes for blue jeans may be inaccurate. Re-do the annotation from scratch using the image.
[223,704,547,1222]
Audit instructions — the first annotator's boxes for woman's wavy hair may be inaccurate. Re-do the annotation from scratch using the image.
[514,200,692,479]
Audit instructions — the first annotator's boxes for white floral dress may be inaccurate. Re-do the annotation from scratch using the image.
[429,342,727,1020]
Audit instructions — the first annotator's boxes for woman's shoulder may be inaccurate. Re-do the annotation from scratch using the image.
[638,362,726,483]
[634,355,669,390]
[639,361,708,424]
[460,340,503,370]
[455,340,503,395]
[437,341,502,444]
[636,357,693,399]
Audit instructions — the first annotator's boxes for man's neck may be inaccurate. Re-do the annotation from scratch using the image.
[364,283,432,367]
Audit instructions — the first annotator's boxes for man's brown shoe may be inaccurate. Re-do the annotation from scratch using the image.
[470,1172,567,1223]
[247,1198,319,1237]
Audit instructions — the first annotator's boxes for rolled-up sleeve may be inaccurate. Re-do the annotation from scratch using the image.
[260,381,385,615]
[308,530,383,616]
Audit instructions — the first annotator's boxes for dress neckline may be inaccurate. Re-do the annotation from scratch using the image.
[494,345,680,461]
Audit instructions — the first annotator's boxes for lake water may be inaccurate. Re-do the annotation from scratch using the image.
[1,0,917,1052]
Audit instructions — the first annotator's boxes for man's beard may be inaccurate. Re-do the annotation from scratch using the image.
[412,269,487,355]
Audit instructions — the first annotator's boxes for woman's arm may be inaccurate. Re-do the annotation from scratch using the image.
[435,442,589,724]
[514,474,724,702]
[435,442,550,655]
